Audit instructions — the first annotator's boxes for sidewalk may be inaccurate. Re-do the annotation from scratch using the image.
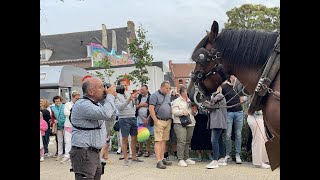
[40,137,280,180]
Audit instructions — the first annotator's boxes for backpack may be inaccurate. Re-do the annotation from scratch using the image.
[135,92,151,117]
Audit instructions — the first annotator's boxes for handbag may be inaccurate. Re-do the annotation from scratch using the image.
[179,115,192,127]
[52,122,58,134]
[149,92,167,126]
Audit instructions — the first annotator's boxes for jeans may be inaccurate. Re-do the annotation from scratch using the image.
[225,111,244,156]
[211,129,224,160]
[43,129,51,154]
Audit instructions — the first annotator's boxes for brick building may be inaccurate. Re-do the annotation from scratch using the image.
[168,60,195,91]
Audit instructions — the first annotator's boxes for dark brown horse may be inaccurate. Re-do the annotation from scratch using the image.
[187,21,280,170]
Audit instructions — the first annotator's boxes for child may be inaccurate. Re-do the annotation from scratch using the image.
[40,111,48,162]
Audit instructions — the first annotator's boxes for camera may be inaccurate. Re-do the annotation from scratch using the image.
[103,82,126,94]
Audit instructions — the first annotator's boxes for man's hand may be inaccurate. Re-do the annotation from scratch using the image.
[105,85,117,96]
[140,102,148,107]
[129,90,140,101]
[182,109,189,116]
[153,118,159,126]
[143,117,149,127]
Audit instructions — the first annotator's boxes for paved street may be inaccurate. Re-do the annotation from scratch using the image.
[40,137,280,180]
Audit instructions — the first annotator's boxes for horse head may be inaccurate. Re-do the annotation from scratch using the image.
[188,20,230,105]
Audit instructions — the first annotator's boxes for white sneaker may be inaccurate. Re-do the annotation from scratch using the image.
[116,148,121,154]
[218,158,227,166]
[236,155,242,164]
[225,155,231,162]
[56,155,62,161]
[44,153,52,157]
[178,160,188,167]
[40,157,44,162]
[185,158,196,165]
[206,160,219,169]
[260,163,271,169]
[60,157,70,164]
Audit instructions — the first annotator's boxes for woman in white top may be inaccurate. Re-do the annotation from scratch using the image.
[171,85,197,167]
[60,90,81,163]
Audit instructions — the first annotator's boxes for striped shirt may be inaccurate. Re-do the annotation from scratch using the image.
[71,94,117,149]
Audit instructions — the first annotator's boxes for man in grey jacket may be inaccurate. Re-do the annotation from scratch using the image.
[70,77,117,180]
[115,78,143,166]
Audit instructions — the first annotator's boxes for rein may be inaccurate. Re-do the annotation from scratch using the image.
[192,34,280,111]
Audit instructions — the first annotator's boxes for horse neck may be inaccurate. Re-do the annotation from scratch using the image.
[232,66,262,95]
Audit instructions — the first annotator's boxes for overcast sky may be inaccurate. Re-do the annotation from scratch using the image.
[40,0,279,64]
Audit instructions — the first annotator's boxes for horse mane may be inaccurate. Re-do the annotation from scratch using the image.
[215,29,279,67]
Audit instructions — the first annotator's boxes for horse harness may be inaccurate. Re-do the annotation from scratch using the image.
[248,34,280,115]
[190,46,229,105]
[191,34,280,113]
[191,47,229,84]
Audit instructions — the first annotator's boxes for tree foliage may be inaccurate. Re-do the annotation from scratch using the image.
[93,56,115,83]
[224,4,279,31]
[127,25,154,86]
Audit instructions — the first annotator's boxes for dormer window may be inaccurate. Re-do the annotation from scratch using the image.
[40,51,46,60]
[87,45,92,57]
[40,49,53,61]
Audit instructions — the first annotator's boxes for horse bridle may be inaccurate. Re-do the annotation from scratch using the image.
[190,46,230,105]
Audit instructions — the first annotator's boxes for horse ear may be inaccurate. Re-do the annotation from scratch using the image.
[208,20,219,44]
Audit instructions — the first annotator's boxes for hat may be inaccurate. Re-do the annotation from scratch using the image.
[82,75,92,82]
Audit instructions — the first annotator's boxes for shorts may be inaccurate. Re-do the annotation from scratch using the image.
[119,117,138,137]
[154,119,172,141]
[137,123,154,136]
[69,147,102,179]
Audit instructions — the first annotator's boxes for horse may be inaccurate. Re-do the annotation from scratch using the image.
[187,20,280,170]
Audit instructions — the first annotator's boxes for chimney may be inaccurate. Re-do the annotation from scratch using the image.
[169,60,173,71]
[127,21,136,43]
[102,24,108,48]
[111,30,117,52]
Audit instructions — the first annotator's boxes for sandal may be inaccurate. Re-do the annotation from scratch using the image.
[144,151,150,157]
[137,150,143,157]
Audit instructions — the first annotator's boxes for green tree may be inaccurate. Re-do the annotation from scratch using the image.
[93,56,115,83]
[115,74,134,85]
[224,4,279,31]
[127,25,154,86]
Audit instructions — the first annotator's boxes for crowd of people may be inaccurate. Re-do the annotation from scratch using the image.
[40,75,271,180]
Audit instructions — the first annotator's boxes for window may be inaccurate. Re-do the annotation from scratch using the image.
[178,79,183,85]
[185,78,190,86]
[40,49,52,61]
[40,51,46,60]
[87,45,92,57]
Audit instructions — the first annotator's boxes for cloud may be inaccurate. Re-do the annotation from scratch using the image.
[40,0,279,64]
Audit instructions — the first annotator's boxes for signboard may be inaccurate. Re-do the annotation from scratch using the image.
[90,43,134,67]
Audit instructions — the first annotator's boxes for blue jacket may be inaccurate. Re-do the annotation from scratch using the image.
[51,104,66,130]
